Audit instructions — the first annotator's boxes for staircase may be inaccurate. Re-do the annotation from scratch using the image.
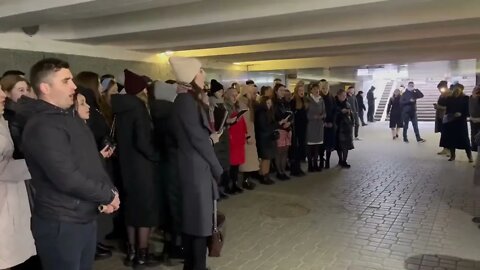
[414,78,476,121]
[374,81,393,121]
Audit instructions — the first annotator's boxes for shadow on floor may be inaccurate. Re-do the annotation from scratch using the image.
[405,254,480,270]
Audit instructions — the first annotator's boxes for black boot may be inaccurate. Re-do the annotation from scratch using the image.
[135,248,162,268]
[242,177,256,190]
[123,243,136,267]
[448,149,456,161]
[232,182,244,193]
[259,175,275,185]
[95,243,113,261]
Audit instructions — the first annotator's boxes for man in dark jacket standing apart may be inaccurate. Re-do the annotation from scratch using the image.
[347,86,360,140]
[400,81,426,143]
[22,58,120,270]
[366,86,376,122]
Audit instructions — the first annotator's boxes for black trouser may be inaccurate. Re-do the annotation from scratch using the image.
[470,122,480,152]
[450,148,472,160]
[182,234,207,270]
[32,215,97,270]
[358,110,366,125]
[367,103,375,122]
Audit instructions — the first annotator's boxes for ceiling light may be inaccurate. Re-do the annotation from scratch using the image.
[233,62,242,65]
[164,50,174,56]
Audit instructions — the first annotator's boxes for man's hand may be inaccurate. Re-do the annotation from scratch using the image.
[341,108,350,114]
[454,112,462,117]
[247,136,256,145]
[410,98,415,102]
[283,122,291,128]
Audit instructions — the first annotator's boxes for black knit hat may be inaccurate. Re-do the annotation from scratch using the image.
[210,79,224,95]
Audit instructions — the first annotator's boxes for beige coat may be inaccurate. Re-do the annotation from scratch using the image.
[238,95,259,172]
[0,117,36,268]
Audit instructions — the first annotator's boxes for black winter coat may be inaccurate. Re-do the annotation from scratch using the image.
[111,94,160,227]
[255,103,277,159]
[321,93,337,149]
[150,98,181,232]
[335,98,354,151]
[356,94,366,111]
[439,95,470,150]
[22,100,115,224]
[3,96,36,159]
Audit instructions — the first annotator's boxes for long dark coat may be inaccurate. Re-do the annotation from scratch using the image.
[387,96,403,128]
[335,98,354,151]
[150,99,181,232]
[435,96,448,133]
[172,92,222,237]
[321,93,337,150]
[255,103,277,159]
[210,98,230,170]
[111,94,160,227]
[439,95,471,150]
[291,98,308,161]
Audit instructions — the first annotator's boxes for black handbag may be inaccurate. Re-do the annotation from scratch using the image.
[208,200,225,257]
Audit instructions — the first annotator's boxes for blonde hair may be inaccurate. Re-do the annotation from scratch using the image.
[319,80,329,94]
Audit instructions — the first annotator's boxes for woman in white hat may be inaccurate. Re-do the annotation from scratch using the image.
[169,56,223,270]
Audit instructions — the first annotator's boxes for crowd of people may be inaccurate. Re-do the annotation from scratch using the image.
[4,55,476,270]
[0,56,367,270]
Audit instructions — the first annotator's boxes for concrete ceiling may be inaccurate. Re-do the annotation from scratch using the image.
[1,0,480,71]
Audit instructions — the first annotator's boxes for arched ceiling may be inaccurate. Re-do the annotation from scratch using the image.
[1,0,480,71]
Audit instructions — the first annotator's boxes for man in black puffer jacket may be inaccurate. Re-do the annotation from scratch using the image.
[21,58,120,270]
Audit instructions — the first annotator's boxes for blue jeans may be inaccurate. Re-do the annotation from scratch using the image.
[403,111,421,141]
[32,215,97,270]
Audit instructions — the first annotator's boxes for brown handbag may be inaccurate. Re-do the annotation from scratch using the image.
[208,200,225,257]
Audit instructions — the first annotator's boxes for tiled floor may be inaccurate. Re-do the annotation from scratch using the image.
[96,122,480,270]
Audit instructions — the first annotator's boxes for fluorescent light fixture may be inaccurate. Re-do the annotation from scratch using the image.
[165,50,174,56]
[233,62,242,65]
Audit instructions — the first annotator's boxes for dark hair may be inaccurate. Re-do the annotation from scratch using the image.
[336,89,346,96]
[347,86,355,90]
[259,96,275,122]
[273,83,285,95]
[320,79,327,82]
[2,70,25,78]
[246,80,255,85]
[357,91,364,95]
[437,80,448,89]
[75,71,101,105]
[165,79,176,84]
[274,78,282,82]
[408,81,414,85]
[260,85,272,96]
[30,58,70,97]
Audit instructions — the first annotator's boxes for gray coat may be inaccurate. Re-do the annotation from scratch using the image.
[306,95,325,144]
[172,93,223,237]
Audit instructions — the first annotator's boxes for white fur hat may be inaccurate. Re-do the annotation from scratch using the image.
[169,56,202,84]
